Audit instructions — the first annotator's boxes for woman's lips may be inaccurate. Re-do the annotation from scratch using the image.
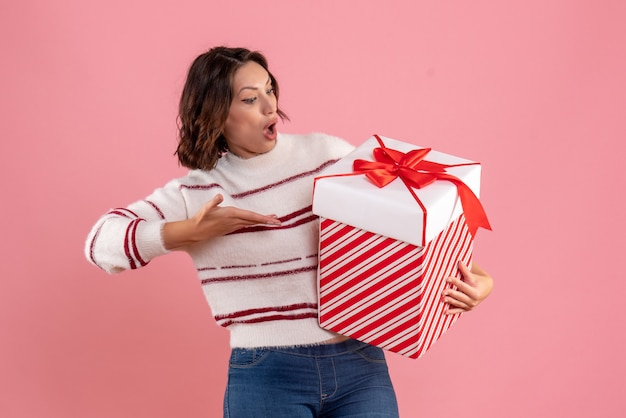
[263,119,278,140]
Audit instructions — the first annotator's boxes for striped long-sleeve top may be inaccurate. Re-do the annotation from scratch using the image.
[85,132,355,348]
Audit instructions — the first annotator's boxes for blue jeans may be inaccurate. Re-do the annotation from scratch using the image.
[224,338,399,417]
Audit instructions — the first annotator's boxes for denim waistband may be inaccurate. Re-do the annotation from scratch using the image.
[242,338,370,358]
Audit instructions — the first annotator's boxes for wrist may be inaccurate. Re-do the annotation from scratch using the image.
[162,219,197,250]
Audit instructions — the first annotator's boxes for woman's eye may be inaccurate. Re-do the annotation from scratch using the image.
[266,88,275,95]
[242,97,257,104]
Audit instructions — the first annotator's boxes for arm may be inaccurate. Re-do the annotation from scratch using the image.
[442,261,494,315]
[85,185,281,274]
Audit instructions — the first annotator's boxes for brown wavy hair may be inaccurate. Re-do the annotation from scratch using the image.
[175,46,288,170]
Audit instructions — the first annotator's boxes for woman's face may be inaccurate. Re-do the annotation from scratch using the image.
[223,61,279,159]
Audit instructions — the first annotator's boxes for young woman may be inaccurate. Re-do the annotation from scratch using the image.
[85,46,494,417]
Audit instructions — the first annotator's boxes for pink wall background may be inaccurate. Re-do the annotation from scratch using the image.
[1,1,625,417]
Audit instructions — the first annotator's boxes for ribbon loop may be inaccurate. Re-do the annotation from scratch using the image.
[353,135,491,237]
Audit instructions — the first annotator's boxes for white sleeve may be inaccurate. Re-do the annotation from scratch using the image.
[84,179,189,274]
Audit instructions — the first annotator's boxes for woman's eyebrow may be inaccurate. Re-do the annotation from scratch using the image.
[237,77,272,94]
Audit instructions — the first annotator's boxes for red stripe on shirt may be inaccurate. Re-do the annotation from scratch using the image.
[130,218,147,267]
[201,265,317,285]
[124,220,137,269]
[179,159,339,198]
[214,303,318,321]
[218,312,319,328]
[110,208,139,218]
[88,224,104,269]
[144,200,165,219]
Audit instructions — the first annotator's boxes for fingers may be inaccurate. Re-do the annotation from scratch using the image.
[445,274,473,298]
[442,261,478,314]
[442,260,494,314]
[457,261,477,285]
[445,305,469,315]
[442,287,475,313]
[262,214,281,225]
[205,193,224,209]
[227,207,281,226]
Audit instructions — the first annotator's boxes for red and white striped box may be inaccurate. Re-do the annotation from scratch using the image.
[313,135,488,359]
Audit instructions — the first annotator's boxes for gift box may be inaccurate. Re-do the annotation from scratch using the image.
[313,135,490,359]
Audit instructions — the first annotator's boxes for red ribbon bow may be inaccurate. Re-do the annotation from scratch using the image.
[353,135,491,238]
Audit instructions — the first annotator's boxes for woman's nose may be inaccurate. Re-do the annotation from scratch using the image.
[262,94,276,115]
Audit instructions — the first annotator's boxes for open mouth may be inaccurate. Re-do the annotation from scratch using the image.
[264,119,278,139]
